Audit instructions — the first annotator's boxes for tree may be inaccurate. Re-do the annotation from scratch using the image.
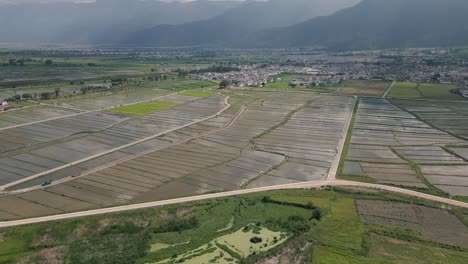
[40,92,53,100]
[261,196,272,203]
[10,95,21,102]
[219,80,231,89]
[250,237,262,244]
[45,59,53,66]
[312,208,323,221]
[21,93,33,100]
[54,88,61,98]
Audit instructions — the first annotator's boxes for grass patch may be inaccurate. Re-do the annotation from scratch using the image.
[335,80,391,96]
[271,74,308,81]
[169,81,216,91]
[107,100,177,115]
[263,82,290,89]
[387,82,421,98]
[388,82,464,100]
[179,91,214,98]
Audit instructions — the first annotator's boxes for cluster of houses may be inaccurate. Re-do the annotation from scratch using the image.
[0,101,9,112]
[195,65,341,88]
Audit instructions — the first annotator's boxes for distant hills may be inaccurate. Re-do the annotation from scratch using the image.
[2,0,468,50]
[264,0,468,50]
[0,0,241,44]
[122,0,360,47]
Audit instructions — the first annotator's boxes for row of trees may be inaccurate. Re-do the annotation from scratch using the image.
[6,88,61,102]
[3,58,53,66]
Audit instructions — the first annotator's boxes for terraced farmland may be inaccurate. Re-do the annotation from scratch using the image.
[0,93,354,220]
[342,98,467,194]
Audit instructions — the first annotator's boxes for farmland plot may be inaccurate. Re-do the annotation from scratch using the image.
[392,99,468,140]
[0,105,82,129]
[49,88,173,111]
[342,98,467,190]
[356,200,468,248]
[419,166,468,196]
[0,111,129,153]
[336,80,391,96]
[0,92,354,220]
[0,95,226,188]
[248,96,354,187]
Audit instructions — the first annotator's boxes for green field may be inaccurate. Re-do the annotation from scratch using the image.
[169,81,216,91]
[335,80,391,96]
[388,82,464,100]
[387,82,421,98]
[0,189,466,264]
[271,73,308,81]
[179,91,215,98]
[107,101,177,115]
[263,82,290,89]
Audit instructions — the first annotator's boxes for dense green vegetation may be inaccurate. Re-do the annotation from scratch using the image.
[0,188,466,264]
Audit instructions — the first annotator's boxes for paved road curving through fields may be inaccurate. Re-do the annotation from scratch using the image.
[0,180,467,228]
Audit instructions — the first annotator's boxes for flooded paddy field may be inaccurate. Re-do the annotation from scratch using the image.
[0,95,226,188]
[342,98,467,194]
[0,92,354,220]
[391,99,468,140]
[0,105,83,129]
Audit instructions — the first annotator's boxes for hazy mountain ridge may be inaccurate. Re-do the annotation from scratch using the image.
[0,0,241,44]
[122,0,360,47]
[268,0,468,50]
[122,0,468,50]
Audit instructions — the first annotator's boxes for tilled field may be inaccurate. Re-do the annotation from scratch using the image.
[248,96,354,187]
[0,93,353,220]
[342,98,467,191]
[356,200,468,248]
[391,99,468,140]
[0,94,225,187]
[50,89,173,111]
[419,166,468,196]
[0,105,82,129]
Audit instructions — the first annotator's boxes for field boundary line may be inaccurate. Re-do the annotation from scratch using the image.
[383,80,396,98]
[0,94,232,192]
[327,96,357,180]
[1,180,467,228]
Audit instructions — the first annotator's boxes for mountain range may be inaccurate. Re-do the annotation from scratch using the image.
[1,0,468,50]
